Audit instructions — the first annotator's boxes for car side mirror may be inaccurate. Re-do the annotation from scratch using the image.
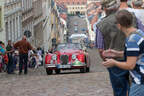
[83,47,87,51]
[46,51,49,54]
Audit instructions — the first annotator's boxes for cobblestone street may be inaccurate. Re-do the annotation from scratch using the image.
[1,0,144,95]
[0,49,113,96]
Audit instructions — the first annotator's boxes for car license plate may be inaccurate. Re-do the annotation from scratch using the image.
[57,65,71,68]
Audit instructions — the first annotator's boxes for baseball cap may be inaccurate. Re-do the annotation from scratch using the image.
[101,0,118,8]
[133,0,143,7]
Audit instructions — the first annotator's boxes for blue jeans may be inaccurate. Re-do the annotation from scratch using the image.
[129,83,144,96]
[19,54,28,74]
[108,66,129,96]
[7,54,14,74]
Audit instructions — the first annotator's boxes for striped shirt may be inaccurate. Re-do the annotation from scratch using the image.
[125,30,144,84]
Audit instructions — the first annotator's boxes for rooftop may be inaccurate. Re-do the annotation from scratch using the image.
[55,0,87,5]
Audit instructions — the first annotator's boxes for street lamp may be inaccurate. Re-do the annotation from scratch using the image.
[24,30,32,38]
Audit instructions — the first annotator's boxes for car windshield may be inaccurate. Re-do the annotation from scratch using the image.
[74,22,78,25]
[57,43,82,51]
[70,34,87,39]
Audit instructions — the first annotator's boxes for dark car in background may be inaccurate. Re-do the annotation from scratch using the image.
[74,27,78,32]
[74,22,78,26]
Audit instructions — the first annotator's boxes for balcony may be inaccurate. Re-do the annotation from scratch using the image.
[4,7,22,17]
[0,28,3,32]
[5,0,21,6]
[33,16,44,26]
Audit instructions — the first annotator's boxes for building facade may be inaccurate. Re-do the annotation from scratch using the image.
[55,0,87,15]
[4,0,22,43]
[33,0,44,47]
[39,0,67,51]
[50,1,68,47]
[50,7,59,46]
[86,1,101,41]
[67,4,86,15]
[22,0,33,43]
[0,0,5,42]
[42,0,52,51]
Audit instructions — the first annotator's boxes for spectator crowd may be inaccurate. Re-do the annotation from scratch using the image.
[0,36,44,75]
[92,0,144,96]
[0,0,144,95]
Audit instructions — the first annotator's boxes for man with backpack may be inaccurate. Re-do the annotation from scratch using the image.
[94,0,144,95]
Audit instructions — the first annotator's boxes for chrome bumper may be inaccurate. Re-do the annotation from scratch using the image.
[45,64,56,68]
[45,63,86,68]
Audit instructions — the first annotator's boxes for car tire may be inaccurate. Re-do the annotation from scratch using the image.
[80,67,86,73]
[86,67,90,72]
[46,68,53,75]
[55,69,61,74]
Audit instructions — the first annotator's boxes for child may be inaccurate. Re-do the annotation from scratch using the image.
[35,51,42,69]
[13,50,19,70]
[28,50,36,68]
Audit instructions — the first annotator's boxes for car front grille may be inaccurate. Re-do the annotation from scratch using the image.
[60,55,69,65]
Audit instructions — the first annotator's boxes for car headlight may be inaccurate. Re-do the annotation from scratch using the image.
[52,54,57,60]
[72,54,77,60]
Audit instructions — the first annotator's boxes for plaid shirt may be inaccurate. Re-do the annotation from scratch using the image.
[94,27,104,49]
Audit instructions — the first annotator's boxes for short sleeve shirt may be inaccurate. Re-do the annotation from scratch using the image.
[0,46,5,54]
[125,29,144,84]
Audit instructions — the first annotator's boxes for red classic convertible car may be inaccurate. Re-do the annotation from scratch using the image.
[45,43,90,75]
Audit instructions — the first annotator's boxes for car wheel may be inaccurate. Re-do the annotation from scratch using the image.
[80,67,86,73]
[46,68,53,75]
[86,67,90,72]
[55,69,61,74]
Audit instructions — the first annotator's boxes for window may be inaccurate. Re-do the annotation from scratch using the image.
[10,21,12,41]
[5,22,9,40]
[0,7,2,31]
[16,17,18,39]
[13,19,15,41]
